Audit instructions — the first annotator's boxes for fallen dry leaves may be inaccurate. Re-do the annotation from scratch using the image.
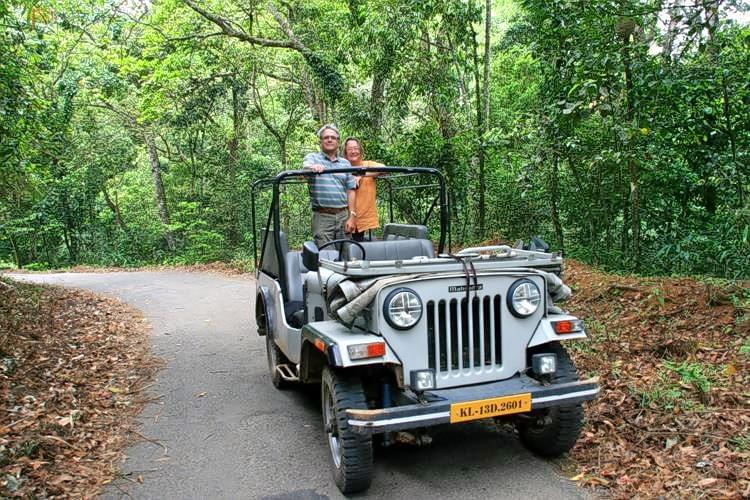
[564,261,750,499]
[0,277,160,498]
[2,260,749,498]
[10,261,253,277]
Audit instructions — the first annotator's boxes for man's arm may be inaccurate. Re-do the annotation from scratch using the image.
[345,188,357,233]
[303,152,325,173]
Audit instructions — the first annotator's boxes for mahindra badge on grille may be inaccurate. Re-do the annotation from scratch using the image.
[448,284,483,293]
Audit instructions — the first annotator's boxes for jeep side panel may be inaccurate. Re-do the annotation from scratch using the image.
[257,271,302,364]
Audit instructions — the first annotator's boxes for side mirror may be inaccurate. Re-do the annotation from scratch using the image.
[302,241,319,271]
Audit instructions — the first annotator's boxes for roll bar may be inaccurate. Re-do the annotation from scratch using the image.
[251,166,450,303]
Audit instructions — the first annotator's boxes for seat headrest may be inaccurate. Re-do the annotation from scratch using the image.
[382,223,429,240]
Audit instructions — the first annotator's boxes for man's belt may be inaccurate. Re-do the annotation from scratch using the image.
[313,206,348,214]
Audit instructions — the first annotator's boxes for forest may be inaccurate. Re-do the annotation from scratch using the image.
[1,0,749,278]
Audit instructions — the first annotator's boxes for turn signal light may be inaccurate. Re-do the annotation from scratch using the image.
[552,319,584,334]
[348,342,386,360]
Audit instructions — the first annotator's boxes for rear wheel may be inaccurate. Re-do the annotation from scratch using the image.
[321,367,373,493]
[266,331,291,389]
[258,301,290,390]
[516,343,584,457]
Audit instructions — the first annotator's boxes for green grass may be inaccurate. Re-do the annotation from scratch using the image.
[739,338,750,356]
[729,433,750,451]
[637,360,718,411]
[639,385,686,411]
[664,360,714,394]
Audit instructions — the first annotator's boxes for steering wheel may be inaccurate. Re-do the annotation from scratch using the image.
[318,239,367,261]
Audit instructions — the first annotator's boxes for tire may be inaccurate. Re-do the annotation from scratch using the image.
[321,367,373,494]
[265,331,291,389]
[259,297,291,390]
[516,342,584,457]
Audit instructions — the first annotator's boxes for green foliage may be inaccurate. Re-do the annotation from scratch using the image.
[168,202,227,264]
[638,384,686,411]
[663,361,714,394]
[729,433,750,452]
[638,360,719,410]
[22,262,49,271]
[739,338,750,357]
[0,0,748,278]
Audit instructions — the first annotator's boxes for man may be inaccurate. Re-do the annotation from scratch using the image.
[303,124,357,248]
[343,137,383,242]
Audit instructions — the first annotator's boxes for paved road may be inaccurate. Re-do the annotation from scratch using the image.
[9,271,587,500]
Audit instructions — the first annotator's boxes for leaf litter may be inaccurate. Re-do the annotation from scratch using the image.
[564,261,750,499]
[1,276,161,498]
[2,260,750,498]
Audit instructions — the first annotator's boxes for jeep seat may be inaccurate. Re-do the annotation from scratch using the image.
[344,238,435,261]
[284,246,338,327]
[382,223,429,240]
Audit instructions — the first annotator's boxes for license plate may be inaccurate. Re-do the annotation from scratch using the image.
[450,393,532,423]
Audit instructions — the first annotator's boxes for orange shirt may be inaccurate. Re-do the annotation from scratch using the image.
[353,160,382,232]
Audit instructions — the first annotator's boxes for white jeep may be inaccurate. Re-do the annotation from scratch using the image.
[252,167,599,494]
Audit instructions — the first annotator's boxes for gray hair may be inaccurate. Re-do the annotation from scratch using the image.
[343,137,364,156]
[316,124,340,139]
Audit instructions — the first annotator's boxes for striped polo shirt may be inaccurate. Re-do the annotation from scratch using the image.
[303,152,356,208]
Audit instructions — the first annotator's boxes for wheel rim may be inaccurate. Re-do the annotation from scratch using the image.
[323,383,342,468]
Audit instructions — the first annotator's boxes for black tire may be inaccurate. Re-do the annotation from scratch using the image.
[265,331,292,389]
[516,343,584,457]
[259,299,291,389]
[321,367,373,494]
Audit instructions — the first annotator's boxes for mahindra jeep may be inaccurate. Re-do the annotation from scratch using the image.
[252,167,599,494]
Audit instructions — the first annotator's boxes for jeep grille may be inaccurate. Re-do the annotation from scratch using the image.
[426,296,502,377]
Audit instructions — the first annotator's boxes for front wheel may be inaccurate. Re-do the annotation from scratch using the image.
[516,343,584,457]
[321,367,373,493]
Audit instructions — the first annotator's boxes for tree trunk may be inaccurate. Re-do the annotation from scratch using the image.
[279,140,287,168]
[62,225,75,263]
[479,0,491,238]
[621,29,640,265]
[226,81,243,246]
[145,133,176,251]
[471,29,484,239]
[370,68,387,137]
[103,185,127,231]
[8,233,21,268]
[722,74,743,205]
[662,1,679,64]
[42,231,53,266]
[550,153,565,252]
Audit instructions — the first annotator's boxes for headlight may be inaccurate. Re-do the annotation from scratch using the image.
[383,288,423,330]
[507,279,541,317]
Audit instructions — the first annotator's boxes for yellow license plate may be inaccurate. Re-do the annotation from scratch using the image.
[450,393,532,423]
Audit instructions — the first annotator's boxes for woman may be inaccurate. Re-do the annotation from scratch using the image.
[343,137,382,241]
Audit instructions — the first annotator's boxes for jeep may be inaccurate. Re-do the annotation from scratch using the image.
[252,166,599,494]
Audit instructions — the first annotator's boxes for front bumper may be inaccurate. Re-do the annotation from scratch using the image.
[346,374,599,435]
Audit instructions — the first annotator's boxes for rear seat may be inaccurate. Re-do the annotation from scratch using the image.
[345,239,435,261]
[382,223,429,240]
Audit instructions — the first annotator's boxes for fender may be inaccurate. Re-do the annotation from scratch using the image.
[301,321,401,368]
[527,314,587,347]
[255,286,275,336]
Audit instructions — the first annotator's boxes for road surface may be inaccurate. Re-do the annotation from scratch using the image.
[9,271,587,500]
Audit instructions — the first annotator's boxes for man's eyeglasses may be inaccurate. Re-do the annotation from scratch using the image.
[321,135,339,141]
